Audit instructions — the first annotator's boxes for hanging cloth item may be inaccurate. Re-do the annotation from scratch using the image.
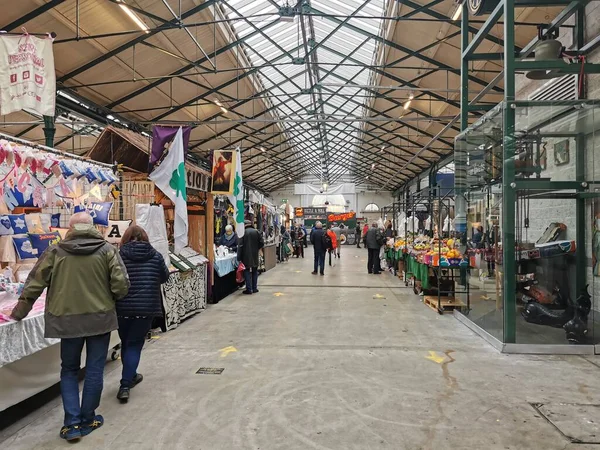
[136,204,170,267]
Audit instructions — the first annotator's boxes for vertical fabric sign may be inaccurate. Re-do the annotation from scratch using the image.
[150,126,191,170]
[0,34,56,116]
[227,149,245,238]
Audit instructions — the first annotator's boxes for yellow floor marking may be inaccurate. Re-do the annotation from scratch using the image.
[219,346,238,358]
[373,294,386,299]
[273,292,285,297]
[426,351,446,364]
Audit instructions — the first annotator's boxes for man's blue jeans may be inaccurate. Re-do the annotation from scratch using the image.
[244,267,259,292]
[314,251,325,274]
[60,333,110,426]
[118,317,153,388]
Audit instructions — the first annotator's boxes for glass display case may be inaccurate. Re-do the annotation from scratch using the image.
[455,100,600,349]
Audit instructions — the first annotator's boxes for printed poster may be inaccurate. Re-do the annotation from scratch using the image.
[211,150,236,195]
[0,34,56,116]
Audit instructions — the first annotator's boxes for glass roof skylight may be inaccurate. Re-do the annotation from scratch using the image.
[222,0,386,183]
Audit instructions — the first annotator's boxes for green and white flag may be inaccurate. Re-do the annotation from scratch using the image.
[227,149,245,238]
[149,127,188,253]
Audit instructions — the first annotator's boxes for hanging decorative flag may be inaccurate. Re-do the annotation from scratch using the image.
[0,34,56,116]
[149,127,189,253]
[227,149,245,238]
[150,126,191,170]
[211,150,236,195]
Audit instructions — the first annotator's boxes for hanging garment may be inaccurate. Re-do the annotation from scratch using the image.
[136,204,170,267]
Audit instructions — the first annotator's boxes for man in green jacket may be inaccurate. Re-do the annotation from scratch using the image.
[11,212,129,442]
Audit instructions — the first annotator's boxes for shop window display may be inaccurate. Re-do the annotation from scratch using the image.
[455,100,600,347]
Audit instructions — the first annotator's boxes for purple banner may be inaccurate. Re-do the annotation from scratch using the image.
[150,126,191,169]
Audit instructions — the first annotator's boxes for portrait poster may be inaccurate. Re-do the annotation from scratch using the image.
[211,150,236,195]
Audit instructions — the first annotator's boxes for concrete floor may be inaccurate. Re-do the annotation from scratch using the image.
[2,247,600,449]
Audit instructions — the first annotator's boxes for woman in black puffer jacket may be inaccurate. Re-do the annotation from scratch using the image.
[116,225,169,403]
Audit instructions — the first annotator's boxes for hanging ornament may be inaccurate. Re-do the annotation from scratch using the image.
[13,151,22,168]
[32,186,44,208]
[17,171,30,194]
[46,187,56,207]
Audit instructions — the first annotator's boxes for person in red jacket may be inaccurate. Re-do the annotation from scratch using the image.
[327,225,338,266]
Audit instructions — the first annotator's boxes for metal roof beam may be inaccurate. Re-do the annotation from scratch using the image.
[311,5,503,93]
[2,0,66,31]
[59,0,218,83]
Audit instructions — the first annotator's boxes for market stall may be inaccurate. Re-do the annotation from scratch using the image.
[88,126,211,330]
[0,132,122,412]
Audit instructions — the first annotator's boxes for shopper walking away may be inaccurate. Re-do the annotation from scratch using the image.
[331,222,342,258]
[327,224,338,266]
[356,222,362,248]
[218,224,238,250]
[294,224,305,258]
[238,220,265,294]
[10,212,129,441]
[116,225,169,403]
[302,224,308,248]
[310,221,327,275]
[362,223,370,250]
[365,222,385,274]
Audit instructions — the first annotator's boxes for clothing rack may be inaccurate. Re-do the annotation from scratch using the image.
[0,132,114,169]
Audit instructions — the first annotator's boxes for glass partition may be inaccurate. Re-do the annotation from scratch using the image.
[455,100,600,347]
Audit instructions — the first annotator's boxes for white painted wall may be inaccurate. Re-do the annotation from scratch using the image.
[268,184,393,218]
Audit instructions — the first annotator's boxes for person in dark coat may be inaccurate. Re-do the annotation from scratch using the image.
[310,221,327,276]
[238,220,264,294]
[385,222,393,239]
[218,224,238,250]
[365,223,384,274]
[116,225,169,403]
[356,222,362,248]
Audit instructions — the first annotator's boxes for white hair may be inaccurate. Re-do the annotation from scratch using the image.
[225,224,233,232]
[69,212,93,228]
[315,221,323,229]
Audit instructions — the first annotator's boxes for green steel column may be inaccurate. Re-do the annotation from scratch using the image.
[502,0,516,344]
[460,2,469,131]
[43,115,55,148]
[576,133,586,299]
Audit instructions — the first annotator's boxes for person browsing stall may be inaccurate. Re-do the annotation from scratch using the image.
[238,220,264,294]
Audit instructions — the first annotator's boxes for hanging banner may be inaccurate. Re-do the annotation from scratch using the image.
[150,126,191,169]
[210,150,236,195]
[0,34,56,116]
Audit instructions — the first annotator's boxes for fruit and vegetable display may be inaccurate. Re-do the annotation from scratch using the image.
[389,234,470,267]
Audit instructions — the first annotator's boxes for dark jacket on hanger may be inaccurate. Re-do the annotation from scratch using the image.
[117,241,170,318]
[238,226,264,268]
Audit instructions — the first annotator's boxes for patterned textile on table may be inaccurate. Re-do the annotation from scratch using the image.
[214,254,237,277]
[0,293,59,368]
[162,264,207,330]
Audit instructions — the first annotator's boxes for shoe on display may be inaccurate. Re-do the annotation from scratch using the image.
[80,415,104,437]
[59,425,82,441]
[131,373,143,388]
[117,387,130,403]
[242,290,253,295]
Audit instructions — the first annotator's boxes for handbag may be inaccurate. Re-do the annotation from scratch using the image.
[236,262,246,284]
[286,242,294,253]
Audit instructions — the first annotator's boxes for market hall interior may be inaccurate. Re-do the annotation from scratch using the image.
[2,249,600,450]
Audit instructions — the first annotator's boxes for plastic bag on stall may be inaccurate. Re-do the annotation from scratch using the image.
[236,262,246,284]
